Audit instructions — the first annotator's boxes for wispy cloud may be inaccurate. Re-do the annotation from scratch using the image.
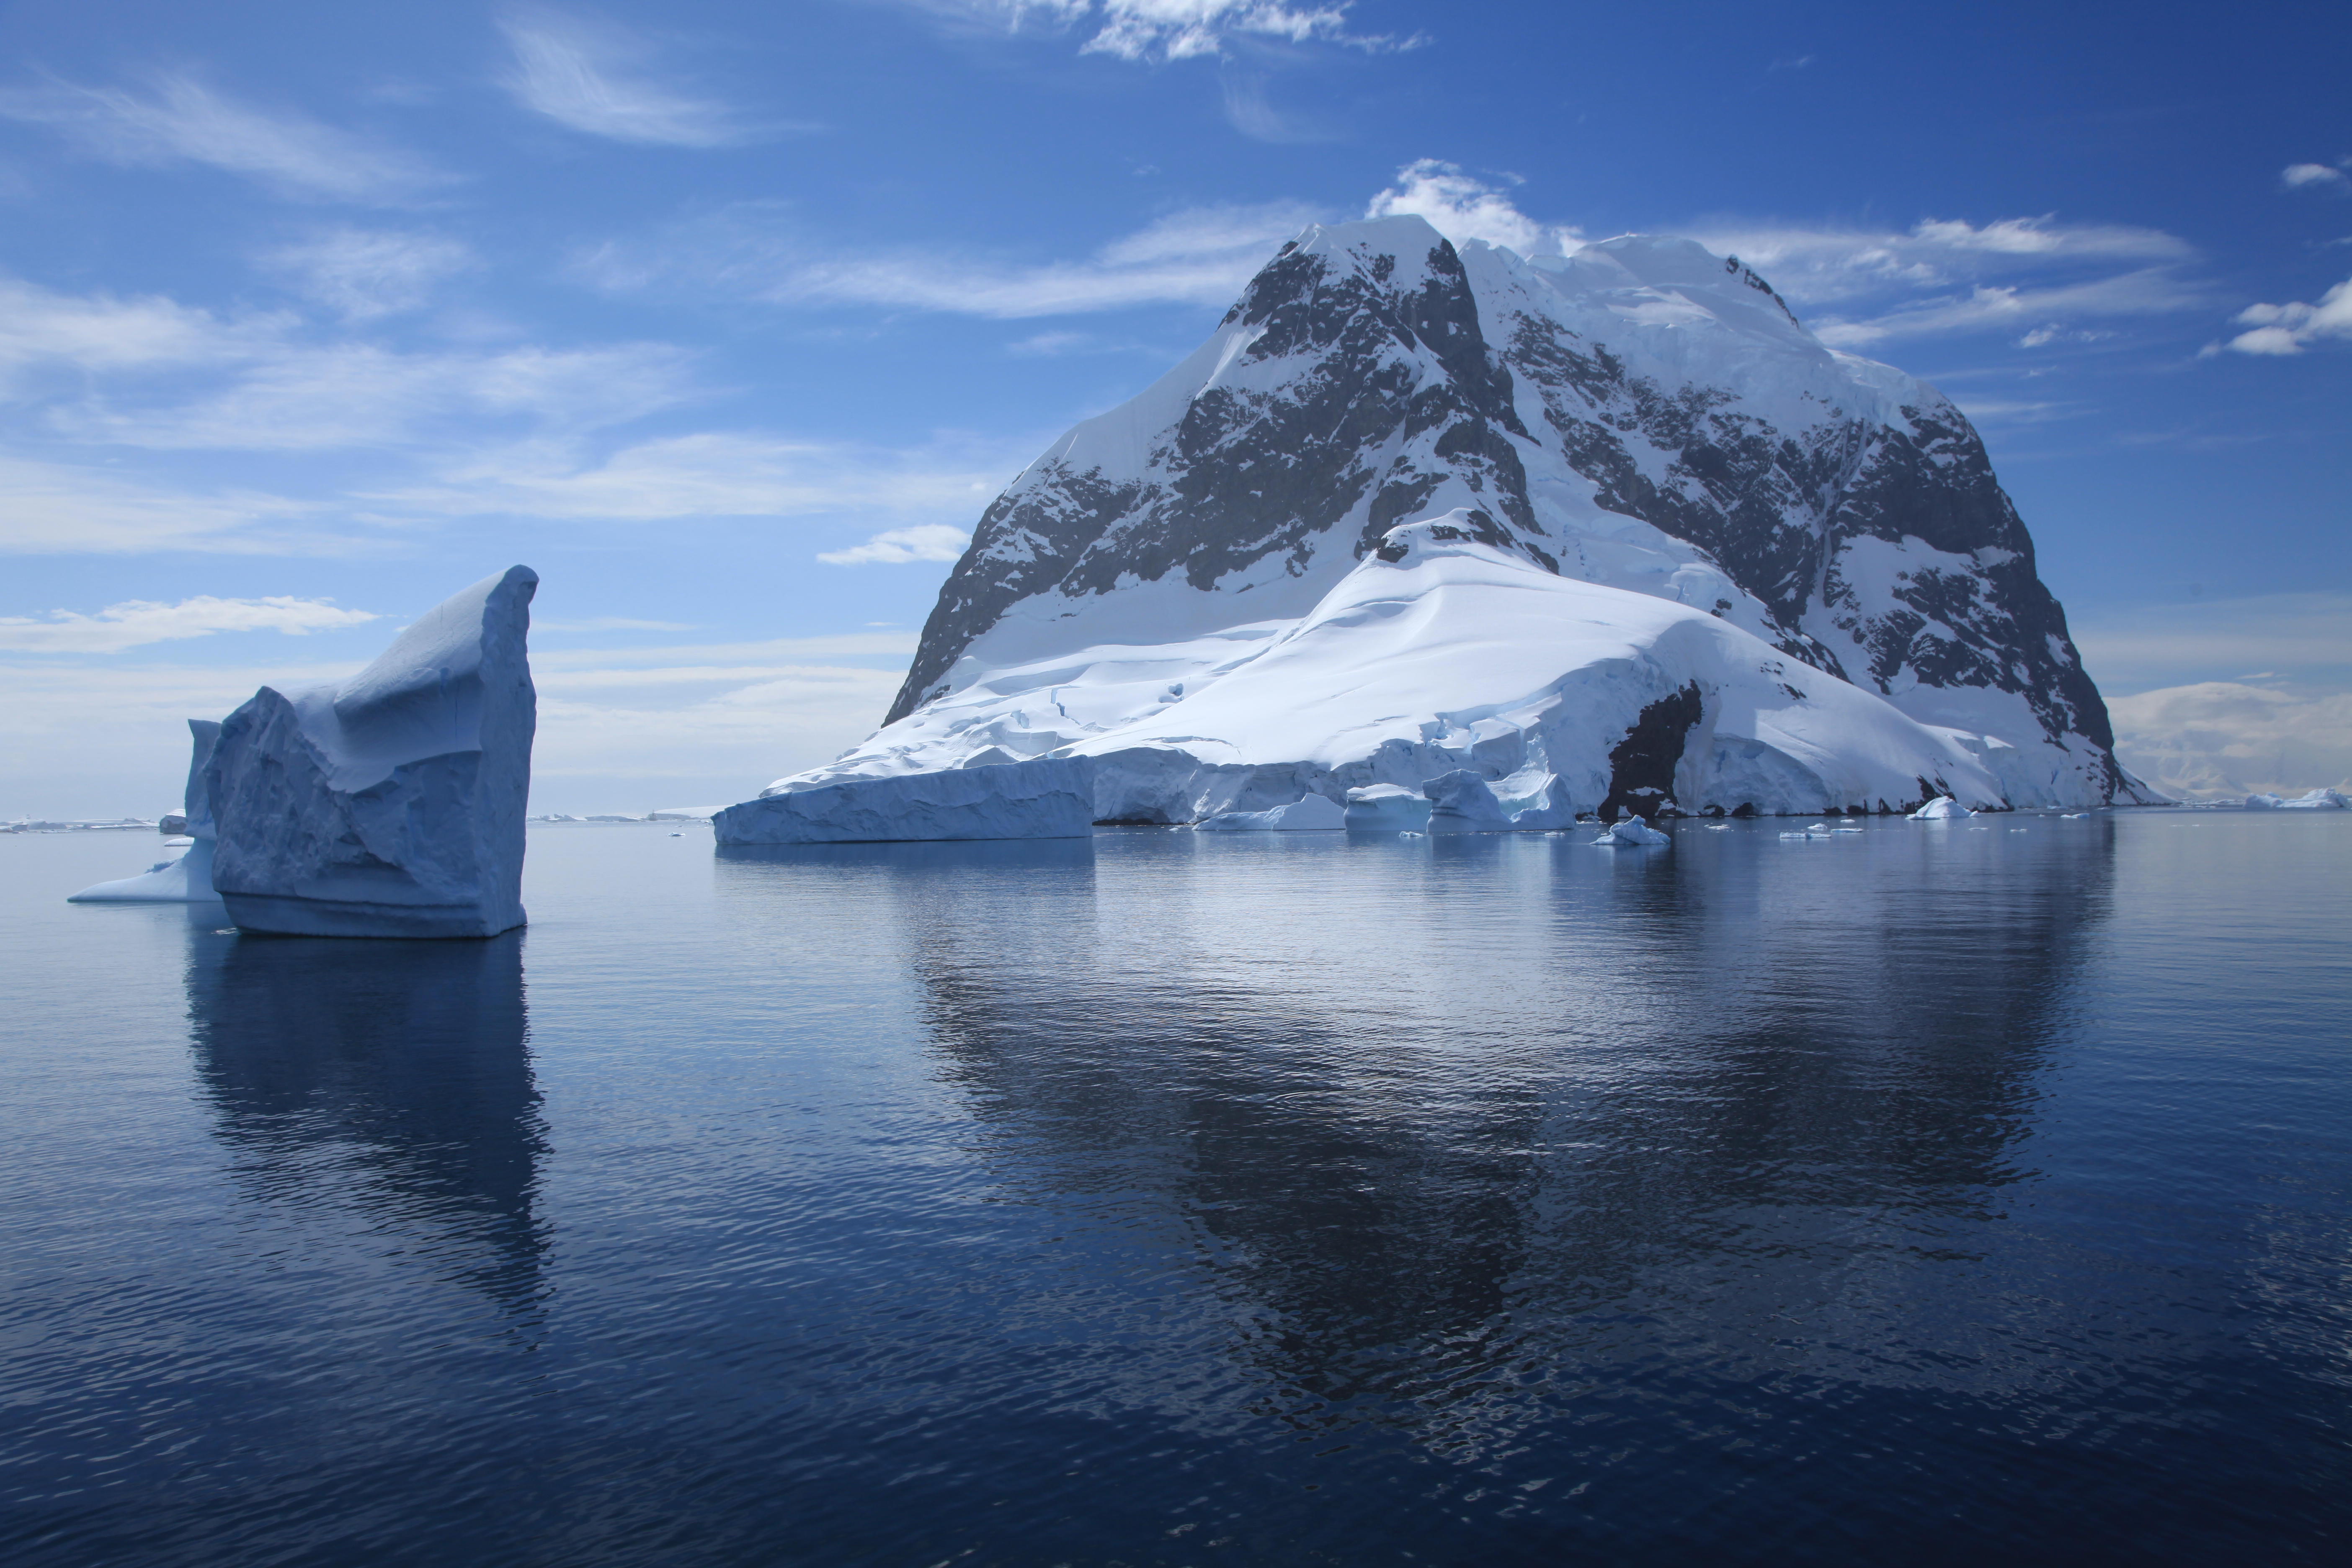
[2282,160,2349,192]
[2071,591,2352,694]
[1811,268,2204,348]
[262,228,476,319]
[0,72,444,203]
[1683,214,2193,306]
[578,198,1323,317]
[818,524,971,565]
[918,1,1424,61]
[0,456,338,555]
[2206,273,2352,356]
[378,431,1011,524]
[499,7,776,147]
[1364,160,1577,256]
[0,596,378,653]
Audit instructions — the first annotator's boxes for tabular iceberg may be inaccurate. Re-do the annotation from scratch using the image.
[714,758,1094,845]
[205,566,538,939]
[67,720,223,903]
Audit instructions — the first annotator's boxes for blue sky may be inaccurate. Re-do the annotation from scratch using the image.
[3,0,2347,813]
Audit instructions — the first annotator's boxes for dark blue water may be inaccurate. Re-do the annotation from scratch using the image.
[4,812,2347,1565]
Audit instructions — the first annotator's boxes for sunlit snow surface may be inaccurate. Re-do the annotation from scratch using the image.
[798,517,2022,823]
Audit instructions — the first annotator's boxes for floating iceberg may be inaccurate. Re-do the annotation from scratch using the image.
[67,720,223,903]
[206,566,538,939]
[1596,816,1670,847]
[1424,769,1512,834]
[2277,789,2346,810]
[714,758,1094,845]
[1344,783,1431,833]
[1499,773,1579,831]
[1196,794,1345,831]
[1910,797,1970,820]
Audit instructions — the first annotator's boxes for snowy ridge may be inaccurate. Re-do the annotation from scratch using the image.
[775,216,2148,819]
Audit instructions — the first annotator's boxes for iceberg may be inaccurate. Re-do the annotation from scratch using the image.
[1596,816,1670,847]
[1501,774,1579,831]
[67,720,223,903]
[714,758,1094,845]
[1424,769,1512,833]
[205,566,539,939]
[2277,789,2346,810]
[1910,797,1970,820]
[1344,783,1432,833]
[1196,794,1345,831]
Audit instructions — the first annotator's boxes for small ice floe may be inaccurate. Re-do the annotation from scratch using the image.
[1704,823,1732,831]
[1910,797,1970,820]
[1834,827,1865,834]
[2060,812,2087,819]
[1398,830,1425,839]
[1839,818,1858,824]
[2009,828,2028,833]
[668,832,683,838]
[1594,816,1670,847]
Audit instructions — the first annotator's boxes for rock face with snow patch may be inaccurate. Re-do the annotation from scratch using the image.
[206,567,538,938]
[774,216,2150,819]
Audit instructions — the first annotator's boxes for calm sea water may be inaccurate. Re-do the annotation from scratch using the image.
[3,812,2347,1565]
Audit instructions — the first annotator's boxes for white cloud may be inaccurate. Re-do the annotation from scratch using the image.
[921,1,1423,61]
[817,524,972,565]
[499,8,769,147]
[0,73,444,203]
[2071,591,2352,693]
[2282,162,2349,191]
[1364,160,1575,256]
[52,340,698,451]
[578,198,1322,317]
[1811,269,2202,348]
[0,596,378,653]
[0,456,340,555]
[0,275,266,389]
[1684,215,2193,307]
[2211,274,2352,356]
[263,228,475,319]
[2109,682,2352,799]
[381,431,1013,524]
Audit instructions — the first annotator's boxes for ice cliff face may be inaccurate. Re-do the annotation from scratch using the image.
[207,566,538,937]
[792,215,2146,818]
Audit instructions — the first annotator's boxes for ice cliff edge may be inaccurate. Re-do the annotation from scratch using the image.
[205,566,538,938]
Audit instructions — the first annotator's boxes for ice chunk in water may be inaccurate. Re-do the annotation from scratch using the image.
[1910,797,1970,820]
[1196,794,1345,831]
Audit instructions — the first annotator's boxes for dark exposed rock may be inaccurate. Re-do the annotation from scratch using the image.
[1600,683,1705,821]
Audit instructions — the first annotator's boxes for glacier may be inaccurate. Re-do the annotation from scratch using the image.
[204,566,538,939]
[755,214,2152,829]
[715,757,1094,845]
[66,720,223,903]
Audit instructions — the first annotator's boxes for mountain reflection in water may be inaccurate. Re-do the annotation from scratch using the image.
[9,815,2345,1568]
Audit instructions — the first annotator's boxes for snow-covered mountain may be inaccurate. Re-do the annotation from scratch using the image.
[772,215,2151,819]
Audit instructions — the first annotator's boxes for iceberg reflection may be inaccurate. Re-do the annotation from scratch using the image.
[182,928,549,1317]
